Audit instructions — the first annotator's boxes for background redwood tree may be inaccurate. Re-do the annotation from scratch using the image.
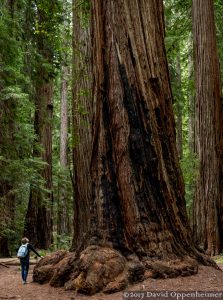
[71,0,92,251]
[192,0,223,256]
[57,0,72,239]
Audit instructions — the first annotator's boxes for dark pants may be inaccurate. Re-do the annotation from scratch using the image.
[20,259,29,282]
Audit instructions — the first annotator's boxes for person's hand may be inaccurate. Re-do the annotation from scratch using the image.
[40,256,44,258]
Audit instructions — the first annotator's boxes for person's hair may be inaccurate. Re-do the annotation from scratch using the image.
[21,237,29,244]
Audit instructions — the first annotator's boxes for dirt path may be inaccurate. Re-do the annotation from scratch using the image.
[0,264,223,300]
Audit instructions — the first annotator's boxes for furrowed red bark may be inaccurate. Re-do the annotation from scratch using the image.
[88,0,192,257]
[71,0,92,251]
[192,0,223,256]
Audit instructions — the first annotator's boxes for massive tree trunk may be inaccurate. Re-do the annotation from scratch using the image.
[192,0,223,256]
[88,0,193,258]
[33,0,216,294]
[24,3,54,249]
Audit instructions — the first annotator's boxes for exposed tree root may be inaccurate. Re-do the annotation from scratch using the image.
[33,246,219,295]
[0,262,10,268]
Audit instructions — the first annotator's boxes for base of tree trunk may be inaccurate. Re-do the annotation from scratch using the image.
[33,246,218,295]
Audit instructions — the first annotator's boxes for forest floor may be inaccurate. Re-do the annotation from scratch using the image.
[0,258,223,300]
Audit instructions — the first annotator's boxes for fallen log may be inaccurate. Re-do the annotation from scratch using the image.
[0,258,38,266]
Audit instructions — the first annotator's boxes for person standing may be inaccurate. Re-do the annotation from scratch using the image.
[17,237,43,284]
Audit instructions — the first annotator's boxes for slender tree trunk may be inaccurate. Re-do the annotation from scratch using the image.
[24,80,53,249]
[188,35,195,153]
[57,65,70,236]
[71,0,92,251]
[192,0,223,255]
[60,66,69,168]
[176,53,183,159]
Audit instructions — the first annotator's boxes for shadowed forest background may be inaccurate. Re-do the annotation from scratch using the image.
[1,0,223,295]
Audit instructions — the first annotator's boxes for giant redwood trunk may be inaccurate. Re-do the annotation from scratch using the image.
[192,0,223,256]
[24,4,54,249]
[33,0,216,294]
[88,0,193,258]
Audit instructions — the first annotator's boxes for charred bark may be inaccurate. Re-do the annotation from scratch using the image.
[88,0,192,259]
